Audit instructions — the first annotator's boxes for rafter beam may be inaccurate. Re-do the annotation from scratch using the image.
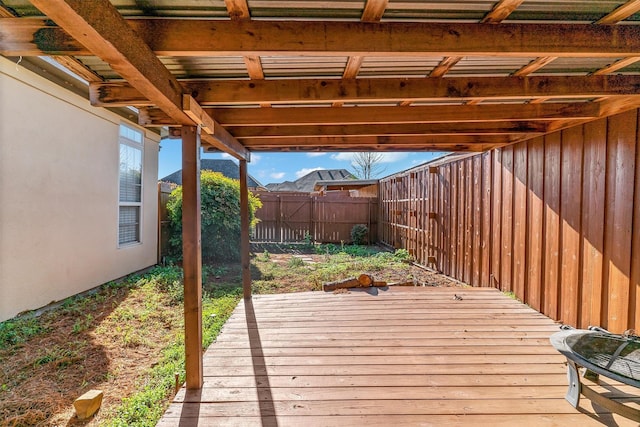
[512,56,558,76]
[362,0,389,22]
[92,75,640,107]
[224,0,250,20]
[28,0,247,160]
[238,134,518,149]
[204,143,502,153]
[226,121,549,138]
[4,19,640,57]
[592,56,640,75]
[429,56,463,78]
[139,103,600,127]
[595,0,640,24]
[481,0,525,23]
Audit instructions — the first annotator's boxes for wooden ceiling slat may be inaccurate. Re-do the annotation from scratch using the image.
[92,75,640,107]
[227,121,550,138]
[592,56,640,76]
[429,56,463,78]
[224,0,251,20]
[139,103,599,127]
[512,56,558,77]
[28,0,247,159]
[4,20,640,57]
[480,0,526,24]
[361,0,389,22]
[595,0,640,25]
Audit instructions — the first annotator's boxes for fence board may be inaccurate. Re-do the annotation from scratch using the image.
[603,110,637,332]
[501,146,514,293]
[377,110,639,332]
[253,192,378,244]
[491,149,502,289]
[526,137,544,312]
[512,142,528,301]
[480,152,492,288]
[580,119,607,329]
[560,126,584,327]
[543,132,561,321]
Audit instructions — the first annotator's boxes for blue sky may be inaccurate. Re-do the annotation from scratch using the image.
[158,138,446,185]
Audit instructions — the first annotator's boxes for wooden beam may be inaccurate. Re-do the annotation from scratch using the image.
[361,0,389,22]
[595,0,640,24]
[182,96,249,160]
[592,56,640,75]
[224,0,250,20]
[93,75,640,106]
[227,121,550,138]
[429,56,463,78]
[332,56,364,106]
[139,102,600,127]
[239,134,518,148]
[0,5,15,17]
[480,0,525,23]
[181,125,203,390]
[239,159,251,299]
[50,55,103,82]
[243,55,264,79]
[4,19,640,57]
[512,56,558,77]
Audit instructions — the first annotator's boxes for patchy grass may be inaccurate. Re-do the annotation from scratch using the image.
[0,245,458,426]
[0,266,241,427]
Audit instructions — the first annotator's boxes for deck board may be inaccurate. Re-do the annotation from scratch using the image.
[158,287,638,426]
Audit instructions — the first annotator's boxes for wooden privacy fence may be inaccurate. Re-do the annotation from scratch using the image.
[380,109,640,334]
[252,191,378,243]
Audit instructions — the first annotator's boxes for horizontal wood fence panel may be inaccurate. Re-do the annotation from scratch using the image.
[380,109,640,333]
[252,192,377,244]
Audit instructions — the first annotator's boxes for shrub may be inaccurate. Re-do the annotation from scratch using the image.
[350,224,369,245]
[166,170,262,262]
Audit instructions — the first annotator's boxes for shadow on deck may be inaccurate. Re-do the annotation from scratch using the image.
[158,287,638,426]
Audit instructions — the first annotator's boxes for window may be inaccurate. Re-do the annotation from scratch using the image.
[118,125,143,246]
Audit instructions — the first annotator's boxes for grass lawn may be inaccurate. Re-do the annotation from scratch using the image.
[0,244,458,426]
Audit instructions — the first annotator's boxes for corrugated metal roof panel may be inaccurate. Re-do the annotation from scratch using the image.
[359,57,440,77]
[447,56,536,77]
[532,57,621,75]
[247,0,364,20]
[261,56,347,78]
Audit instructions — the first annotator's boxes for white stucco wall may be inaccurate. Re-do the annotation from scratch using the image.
[0,56,160,322]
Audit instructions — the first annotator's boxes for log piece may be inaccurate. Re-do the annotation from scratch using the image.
[323,274,377,291]
[74,389,103,420]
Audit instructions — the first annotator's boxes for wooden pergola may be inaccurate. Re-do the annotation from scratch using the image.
[2,0,640,390]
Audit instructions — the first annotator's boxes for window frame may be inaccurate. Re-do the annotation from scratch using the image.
[117,124,144,247]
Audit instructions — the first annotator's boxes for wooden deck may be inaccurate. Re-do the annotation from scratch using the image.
[157,287,639,426]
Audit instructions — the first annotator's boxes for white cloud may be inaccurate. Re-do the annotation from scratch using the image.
[220,152,234,160]
[270,172,286,180]
[307,153,326,157]
[295,167,325,178]
[249,154,261,164]
[331,152,409,165]
[331,152,355,162]
[378,152,409,163]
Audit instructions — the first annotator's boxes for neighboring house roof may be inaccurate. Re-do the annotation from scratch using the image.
[266,169,356,192]
[160,159,263,188]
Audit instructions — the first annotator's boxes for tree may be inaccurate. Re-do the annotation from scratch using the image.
[350,152,386,179]
[166,170,262,262]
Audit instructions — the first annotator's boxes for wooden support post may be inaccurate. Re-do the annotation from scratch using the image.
[240,159,252,299]
[182,126,203,389]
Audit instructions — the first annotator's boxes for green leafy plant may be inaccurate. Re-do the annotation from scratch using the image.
[350,224,369,245]
[166,171,262,262]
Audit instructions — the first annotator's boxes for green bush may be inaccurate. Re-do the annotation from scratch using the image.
[166,170,262,262]
[350,224,368,245]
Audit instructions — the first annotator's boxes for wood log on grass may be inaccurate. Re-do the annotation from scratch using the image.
[323,274,377,291]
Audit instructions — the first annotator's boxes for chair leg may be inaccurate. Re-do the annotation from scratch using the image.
[565,359,581,408]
